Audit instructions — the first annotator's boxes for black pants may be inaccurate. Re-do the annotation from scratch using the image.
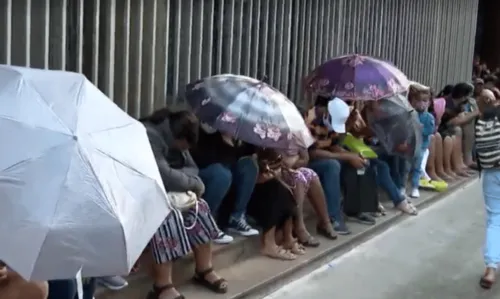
[47,278,96,299]
[341,163,379,215]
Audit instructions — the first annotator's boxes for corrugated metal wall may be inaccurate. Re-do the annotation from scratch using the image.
[0,0,478,118]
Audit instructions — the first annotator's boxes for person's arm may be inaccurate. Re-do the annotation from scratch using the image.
[181,150,199,177]
[293,148,310,168]
[148,129,204,194]
[309,145,356,161]
[447,109,480,126]
[422,113,435,137]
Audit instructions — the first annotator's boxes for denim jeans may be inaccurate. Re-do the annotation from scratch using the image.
[308,159,342,222]
[482,169,500,269]
[47,278,96,299]
[198,157,258,219]
[410,151,425,189]
[380,154,408,190]
[370,159,405,206]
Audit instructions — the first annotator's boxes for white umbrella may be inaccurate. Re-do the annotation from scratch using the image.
[0,65,170,281]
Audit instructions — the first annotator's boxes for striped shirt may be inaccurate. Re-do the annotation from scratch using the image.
[475,117,500,169]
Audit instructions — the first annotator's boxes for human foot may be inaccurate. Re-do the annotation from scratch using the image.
[146,284,184,299]
[261,245,297,260]
[480,267,496,289]
[316,223,338,240]
[283,241,306,255]
[297,230,320,247]
[396,200,418,215]
[193,268,228,294]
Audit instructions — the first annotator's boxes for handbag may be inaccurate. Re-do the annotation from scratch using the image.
[167,191,199,230]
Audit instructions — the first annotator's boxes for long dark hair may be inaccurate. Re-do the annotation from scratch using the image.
[437,84,454,98]
[141,108,199,147]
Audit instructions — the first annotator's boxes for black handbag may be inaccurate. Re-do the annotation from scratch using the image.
[341,163,379,215]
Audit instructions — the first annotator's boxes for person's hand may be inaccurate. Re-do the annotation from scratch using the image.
[0,265,7,281]
[395,143,409,153]
[347,153,367,169]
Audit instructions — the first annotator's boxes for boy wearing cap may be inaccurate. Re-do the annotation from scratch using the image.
[305,96,368,234]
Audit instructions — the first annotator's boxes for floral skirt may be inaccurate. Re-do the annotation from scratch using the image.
[282,167,318,192]
[150,199,220,263]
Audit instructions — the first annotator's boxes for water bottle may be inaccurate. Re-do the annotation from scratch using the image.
[357,159,369,175]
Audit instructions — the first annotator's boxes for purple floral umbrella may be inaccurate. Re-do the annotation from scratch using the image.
[305,54,410,101]
[185,74,315,150]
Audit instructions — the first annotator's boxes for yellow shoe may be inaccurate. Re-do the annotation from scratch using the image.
[429,180,448,192]
[419,179,435,189]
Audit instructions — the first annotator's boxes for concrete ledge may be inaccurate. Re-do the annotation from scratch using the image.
[96,176,477,299]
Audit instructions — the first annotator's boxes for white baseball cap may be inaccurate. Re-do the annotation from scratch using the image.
[326,97,350,133]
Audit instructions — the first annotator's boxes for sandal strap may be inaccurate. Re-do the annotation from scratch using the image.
[152,283,174,294]
[196,267,214,278]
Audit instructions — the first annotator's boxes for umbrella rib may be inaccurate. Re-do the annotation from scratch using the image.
[0,116,73,137]
[92,147,152,179]
[1,140,73,172]
[23,79,73,134]
[27,143,75,279]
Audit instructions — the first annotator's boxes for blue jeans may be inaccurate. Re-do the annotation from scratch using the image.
[308,159,342,222]
[482,169,500,269]
[371,159,405,206]
[198,157,258,219]
[47,278,96,299]
[380,154,408,190]
[410,151,425,189]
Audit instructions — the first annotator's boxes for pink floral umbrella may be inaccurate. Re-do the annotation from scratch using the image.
[185,74,315,150]
[305,54,410,101]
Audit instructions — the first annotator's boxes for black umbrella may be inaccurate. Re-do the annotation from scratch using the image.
[365,94,422,158]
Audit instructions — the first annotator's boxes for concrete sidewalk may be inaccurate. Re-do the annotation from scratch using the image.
[96,177,477,299]
[263,179,492,299]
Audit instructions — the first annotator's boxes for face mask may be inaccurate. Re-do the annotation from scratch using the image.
[414,101,429,112]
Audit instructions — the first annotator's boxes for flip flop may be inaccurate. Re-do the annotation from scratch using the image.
[262,246,297,261]
[298,235,321,248]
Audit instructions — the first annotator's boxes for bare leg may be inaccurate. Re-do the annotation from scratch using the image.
[293,181,312,242]
[307,176,336,236]
[426,135,441,181]
[193,243,228,293]
[462,122,476,166]
[443,135,457,179]
[148,247,181,299]
[282,217,305,255]
[451,127,470,176]
[261,227,296,260]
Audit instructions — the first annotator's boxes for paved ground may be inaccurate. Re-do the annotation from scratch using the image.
[263,179,500,299]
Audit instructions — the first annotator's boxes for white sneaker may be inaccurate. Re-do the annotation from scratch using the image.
[399,187,406,196]
[410,188,420,198]
[213,232,234,244]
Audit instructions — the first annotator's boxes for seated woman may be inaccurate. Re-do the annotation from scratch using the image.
[247,148,303,260]
[142,108,228,299]
[281,148,337,247]
[437,83,479,178]
[191,123,259,240]
[425,92,451,181]
[1,264,48,299]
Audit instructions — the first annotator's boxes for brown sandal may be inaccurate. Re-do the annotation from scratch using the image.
[262,246,297,260]
[193,268,228,294]
[146,284,185,299]
[298,235,320,248]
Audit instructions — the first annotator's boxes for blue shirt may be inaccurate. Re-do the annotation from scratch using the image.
[418,111,435,150]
